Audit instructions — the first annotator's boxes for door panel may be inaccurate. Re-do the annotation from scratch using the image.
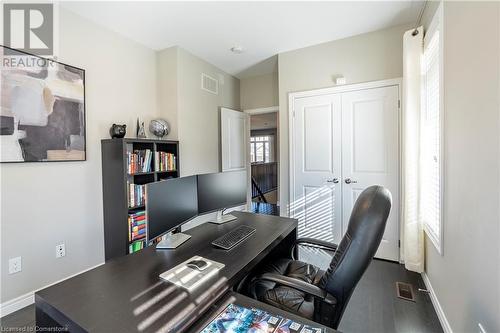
[352,99,386,173]
[220,108,248,172]
[291,94,342,244]
[304,105,333,172]
[221,107,251,208]
[341,86,400,261]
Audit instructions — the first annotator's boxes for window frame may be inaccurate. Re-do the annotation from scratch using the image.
[421,2,444,255]
[250,135,272,163]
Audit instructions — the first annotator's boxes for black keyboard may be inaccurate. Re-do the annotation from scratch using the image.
[212,225,256,250]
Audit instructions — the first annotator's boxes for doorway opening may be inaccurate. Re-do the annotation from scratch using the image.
[248,111,279,215]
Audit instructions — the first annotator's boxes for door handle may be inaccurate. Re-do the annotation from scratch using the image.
[326,178,339,184]
[345,178,357,184]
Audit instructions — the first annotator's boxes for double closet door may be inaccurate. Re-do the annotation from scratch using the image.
[291,83,400,261]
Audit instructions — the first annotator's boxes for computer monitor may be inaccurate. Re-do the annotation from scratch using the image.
[197,170,247,224]
[145,175,198,248]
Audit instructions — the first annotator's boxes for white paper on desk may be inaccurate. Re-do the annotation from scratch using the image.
[159,256,225,293]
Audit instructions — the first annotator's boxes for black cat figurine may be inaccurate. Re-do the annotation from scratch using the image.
[110,124,126,138]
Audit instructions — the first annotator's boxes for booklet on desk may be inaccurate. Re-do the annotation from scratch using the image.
[200,303,324,333]
[159,256,225,292]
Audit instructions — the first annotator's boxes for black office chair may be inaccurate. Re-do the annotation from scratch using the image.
[244,185,392,329]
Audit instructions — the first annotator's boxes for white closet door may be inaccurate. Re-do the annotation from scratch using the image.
[291,94,343,243]
[341,85,400,261]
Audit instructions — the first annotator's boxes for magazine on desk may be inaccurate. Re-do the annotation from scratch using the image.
[200,303,324,333]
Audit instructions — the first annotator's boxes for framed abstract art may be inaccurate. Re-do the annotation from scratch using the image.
[1,46,86,162]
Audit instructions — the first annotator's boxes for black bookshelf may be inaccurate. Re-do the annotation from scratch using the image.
[101,138,180,261]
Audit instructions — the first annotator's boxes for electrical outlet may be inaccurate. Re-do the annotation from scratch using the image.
[478,323,487,333]
[8,257,22,274]
[56,244,66,258]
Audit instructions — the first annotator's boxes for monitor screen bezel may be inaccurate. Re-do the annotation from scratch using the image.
[145,176,199,243]
[196,170,248,216]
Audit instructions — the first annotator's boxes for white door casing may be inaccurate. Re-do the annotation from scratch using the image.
[341,86,400,261]
[289,79,401,262]
[290,94,342,243]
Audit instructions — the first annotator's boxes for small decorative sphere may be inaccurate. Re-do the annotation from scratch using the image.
[149,119,170,138]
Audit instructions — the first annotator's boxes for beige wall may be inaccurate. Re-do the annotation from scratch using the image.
[157,46,240,177]
[157,47,241,230]
[176,48,240,177]
[156,47,179,140]
[423,2,500,332]
[240,72,278,110]
[1,8,159,303]
[278,23,411,214]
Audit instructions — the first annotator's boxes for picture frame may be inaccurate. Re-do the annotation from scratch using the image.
[0,45,86,163]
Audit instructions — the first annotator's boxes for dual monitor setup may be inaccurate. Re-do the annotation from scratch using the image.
[146,170,248,249]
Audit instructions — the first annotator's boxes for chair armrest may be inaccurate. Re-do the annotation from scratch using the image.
[295,238,338,251]
[255,273,337,305]
[291,238,338,260]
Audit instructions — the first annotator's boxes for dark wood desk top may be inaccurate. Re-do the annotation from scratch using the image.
[35,212,297,332]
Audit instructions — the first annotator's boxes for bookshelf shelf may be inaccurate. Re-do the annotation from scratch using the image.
[128,172,155,176]
[128,205,145,210]
[101,138,180,261]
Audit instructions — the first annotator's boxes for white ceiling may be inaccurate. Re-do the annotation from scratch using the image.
[62,1,422,78]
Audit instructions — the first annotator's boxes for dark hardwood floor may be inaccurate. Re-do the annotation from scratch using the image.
[0,302,35,330]
[1,258,442,333]
[250,201,280,216]
[339,259,443,333]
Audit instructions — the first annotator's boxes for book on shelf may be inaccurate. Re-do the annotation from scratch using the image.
[129,239,146,254]
[155,152,176,172]
[127,183,146,208]
[127,149,153,174]
[128,210,147,242]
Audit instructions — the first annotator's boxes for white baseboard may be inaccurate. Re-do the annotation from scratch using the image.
[0,262,104,318]
[421,272,453,333]
[0,292,34,318]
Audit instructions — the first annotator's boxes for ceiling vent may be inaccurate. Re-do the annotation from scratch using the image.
[201,73,218,95]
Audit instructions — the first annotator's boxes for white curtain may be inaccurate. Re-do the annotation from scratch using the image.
[402,26,424,273]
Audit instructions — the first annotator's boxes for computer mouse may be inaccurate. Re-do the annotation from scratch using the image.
[186,259,208,271]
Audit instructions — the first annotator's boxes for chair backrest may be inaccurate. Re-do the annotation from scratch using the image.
[318,185,391,328]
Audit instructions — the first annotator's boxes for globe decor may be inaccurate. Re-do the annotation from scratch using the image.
[149,119,170,139]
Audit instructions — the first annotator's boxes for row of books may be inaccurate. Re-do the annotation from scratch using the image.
[155,152,176,172]
[127,149,153,174]
[128,210,146,242]
[129,239,146,254]
[128,183,146,208]
[201,303,323,333]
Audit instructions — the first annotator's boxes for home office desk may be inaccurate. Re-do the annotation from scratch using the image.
[35,212,335,332]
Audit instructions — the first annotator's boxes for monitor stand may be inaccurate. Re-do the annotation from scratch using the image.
[209,210,237,224]
[156,232,191,249]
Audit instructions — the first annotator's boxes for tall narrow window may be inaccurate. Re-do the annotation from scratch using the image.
[421,6,443,253]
